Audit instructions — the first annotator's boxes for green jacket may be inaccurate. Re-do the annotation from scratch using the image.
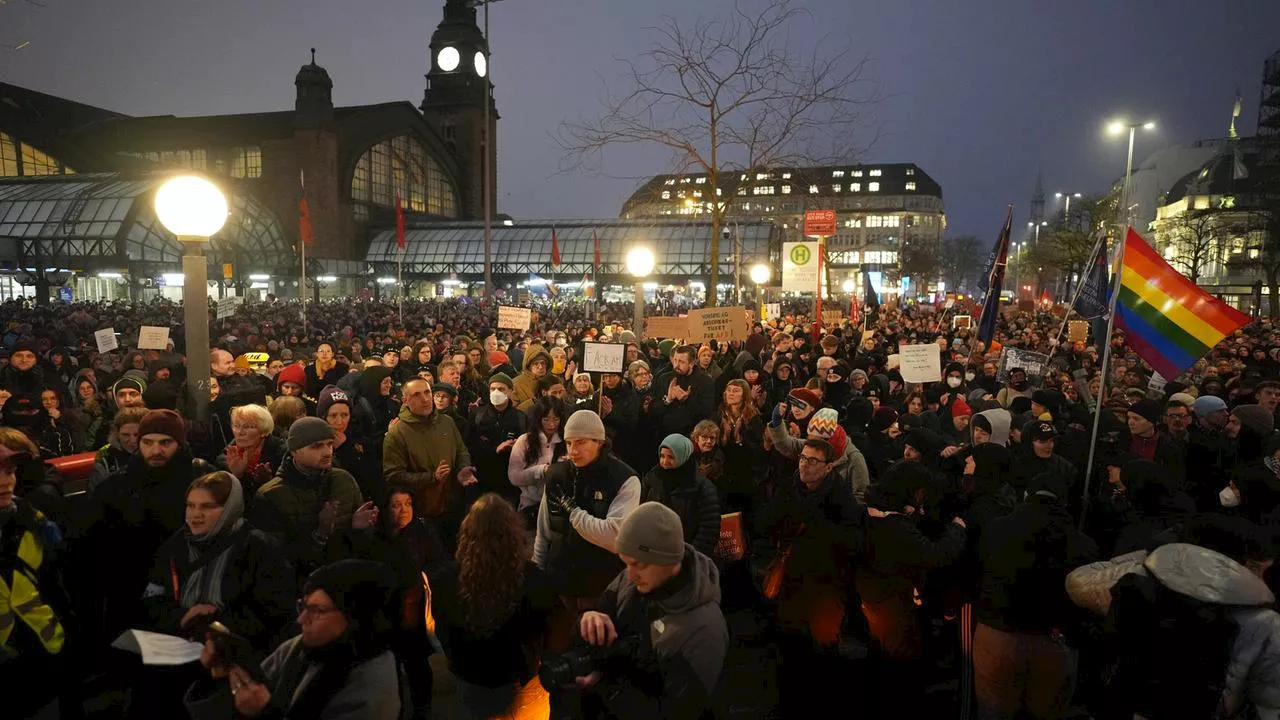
[382,406,471,517]
[250,461,362,578]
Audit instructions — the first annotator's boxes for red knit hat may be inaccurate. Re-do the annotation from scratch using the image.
[276,363,306,390]
[827,425,848,459]
[951,396,972,418]
[787,388,821,411]
[138,409,187,444]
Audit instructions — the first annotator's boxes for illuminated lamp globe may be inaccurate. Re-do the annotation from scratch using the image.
[626,246,655,278]
[749,263,771,286]
[154,175,228,239]
[842,278,856,293]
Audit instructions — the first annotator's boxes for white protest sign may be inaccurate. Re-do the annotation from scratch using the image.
[582,342,626,374]
[137,326,171,351]
[215,295,243,320]
[94,328,118,354]
[1148,371,1167,394]
[764,303,781,321]
[944,297,956,309]
[899,343,942,384]
[782,241,820,292]
[497,306,532,330]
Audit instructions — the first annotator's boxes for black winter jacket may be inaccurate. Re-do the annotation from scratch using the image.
[641,461,721,557]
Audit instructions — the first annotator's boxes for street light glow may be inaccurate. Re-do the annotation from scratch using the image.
[1143,121,1156,131]
[749,263,771,285]
[841,278,856,293]
[1107,120,1126,136]
[626,246,655,277]
[154,175,228,238]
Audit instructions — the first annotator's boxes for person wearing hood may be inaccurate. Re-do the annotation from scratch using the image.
[1219,404,1277,522]
[250,419,364,581]
[996,367,1034,409]
[640,435,721,557]
[1066,542,1280,720]
[1,341,45,396]
[4,391,74,459]
[970,407,1012,447]
[382,378,477,551]
[72,367,110,450]
[765,357,798,409]
[350,365,398,454]
[130,471,297,717]
[769,406,871,501]
[464,372,529,507]
[822,360,854,417]
[599,370,641,471]
[513,344,551,409]
[573,502,728,720]
[89,409,217,642]
[188,559,403,720]
[274,363,315,413]
[972,470,1098,720]
[866,406,901,478]
[714,350,756,407]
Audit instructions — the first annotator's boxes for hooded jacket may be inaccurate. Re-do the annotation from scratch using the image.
[640,453,722,557]
[973,408,1012,446]
[381,405,471,517]
[591,546,728,720]
[513,345,550,407]
[1066,544,1280,720]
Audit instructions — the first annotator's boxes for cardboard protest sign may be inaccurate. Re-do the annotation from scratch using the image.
[952,315,972,330]
[645,316,689,339]
[137,326,171,351]
[687,306,749,343]
[497,306,532,330]
[1068,320,1089,343]
[899,344,942,384]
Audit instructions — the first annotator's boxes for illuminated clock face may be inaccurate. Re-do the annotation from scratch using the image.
[437,46,460,72]
[474,51,488,77]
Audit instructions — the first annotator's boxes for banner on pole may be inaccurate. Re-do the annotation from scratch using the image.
[497,306,532,330]
[997,347,1051,386]
[782,242,820,292]
[687,306,749,343]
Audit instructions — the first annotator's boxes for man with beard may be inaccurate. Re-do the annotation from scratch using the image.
[652,346,715,438]
[1,342,45,396]
[89,409,215,640]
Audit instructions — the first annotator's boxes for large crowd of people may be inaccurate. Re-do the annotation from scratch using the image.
[0,293,1277,720]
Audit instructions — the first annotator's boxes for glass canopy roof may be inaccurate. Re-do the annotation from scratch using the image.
[0,173,292,270]
[365,220,776,277]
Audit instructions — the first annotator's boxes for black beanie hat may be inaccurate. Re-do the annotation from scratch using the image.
[303,560,397,657]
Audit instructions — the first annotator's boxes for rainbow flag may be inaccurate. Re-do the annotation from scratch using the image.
[1114,228,1251,380]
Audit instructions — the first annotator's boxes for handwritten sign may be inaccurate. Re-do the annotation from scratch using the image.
[1068,320,1089,343]
[1148,371,1167,394]
[952,315,972,330]
[764,303,781,321]
[645,315,689,339]
[497,306,532,330]
[899,344,942,384]
[94,328,118,354]
[215,295,243,320]
[582,342,626,374]
[687,306,749,343]
[137,325,171,351]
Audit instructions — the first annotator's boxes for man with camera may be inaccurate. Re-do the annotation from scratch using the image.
[555,502,727,720]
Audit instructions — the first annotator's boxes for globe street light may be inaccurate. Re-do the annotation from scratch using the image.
[626,246,656,338]
[155,175,228,424]
[749,263,771,287]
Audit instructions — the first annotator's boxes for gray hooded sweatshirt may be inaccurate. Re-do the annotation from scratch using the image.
[973,408,1012,446]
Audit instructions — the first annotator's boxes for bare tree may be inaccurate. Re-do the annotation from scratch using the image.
[939,235,985,294]
[558,0,879,305]
[1163,209,1226,285]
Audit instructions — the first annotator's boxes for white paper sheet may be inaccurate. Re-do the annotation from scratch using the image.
[112,629,204,666]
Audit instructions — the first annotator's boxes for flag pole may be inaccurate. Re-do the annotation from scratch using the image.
[1079,226,1128,531]
[300,226,308,339]
[398,251,404,329]
[1052,232,1107,347]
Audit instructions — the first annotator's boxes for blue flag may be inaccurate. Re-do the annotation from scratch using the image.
[977,207,1013,345]
[1073,238,1109,344]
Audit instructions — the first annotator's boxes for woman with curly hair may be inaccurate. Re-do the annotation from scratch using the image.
[427,493,561,719]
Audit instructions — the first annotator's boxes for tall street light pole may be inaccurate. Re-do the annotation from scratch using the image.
[1107,119,1156,230]
[1055,191,1083,224]
[155,175,228,425]
[626,246,655,339]
[473,0,502,297]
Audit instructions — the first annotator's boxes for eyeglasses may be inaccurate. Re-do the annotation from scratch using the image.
[798,456,827,466]
[296,600,339,617]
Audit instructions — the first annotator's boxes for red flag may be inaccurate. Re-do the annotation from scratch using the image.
[298,170,314,246]
[593,231,601,267]
[395,194,406,251]
[551,226,561,266]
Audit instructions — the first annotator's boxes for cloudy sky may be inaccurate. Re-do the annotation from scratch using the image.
[5,0,1279,239]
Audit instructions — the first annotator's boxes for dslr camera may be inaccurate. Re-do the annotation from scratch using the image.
[539,634,643,690]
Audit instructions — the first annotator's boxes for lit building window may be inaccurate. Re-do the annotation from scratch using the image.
[781,185,791,194]
[350,135,458,218]
[833,184,842,192]
[693,190,702,198]
[850,183,861,192]
[680,177,691,183]
[677,191,686,198]
[661,190,671,200]
[229,146,263,179]
[852,170,863,177]
[906,168,915,176]
[832,170,845,178]
[2,134,76,177]
[695,177,706,184]
[869,182,880,192]
[716,188,722,196]
[869,169,883,177]
[905,182,917,191]
[782,172,792,179]
[664,178,676,185]
[809,185,819,194]
[756,172,770,181]
[843,218,863,228]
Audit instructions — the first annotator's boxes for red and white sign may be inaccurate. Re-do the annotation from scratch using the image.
[803,209,837,237]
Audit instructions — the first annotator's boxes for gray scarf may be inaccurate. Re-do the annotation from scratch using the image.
[181,475,246,609]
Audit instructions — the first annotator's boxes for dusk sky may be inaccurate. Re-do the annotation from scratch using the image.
[5,0,1280,239]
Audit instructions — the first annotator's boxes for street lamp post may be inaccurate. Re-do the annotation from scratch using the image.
[154,175,228,424]
[1055,191,1083,224]
[1107,119,1156,229]
[750,262,770,318]
[626,246,655,338]
[472,0,503,297]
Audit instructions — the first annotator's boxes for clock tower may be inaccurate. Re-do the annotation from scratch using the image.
[421,0,497,219]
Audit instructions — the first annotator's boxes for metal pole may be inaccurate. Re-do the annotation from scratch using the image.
[1080,227,1126,530]
[1052,232,1106,346]
[633,280,645,338]
[734,223,741,305]
[1121,126,1137,229]
[482,0,494,298]
[398,254,404,328]
[300,235,308,339]
[181,240,211,424]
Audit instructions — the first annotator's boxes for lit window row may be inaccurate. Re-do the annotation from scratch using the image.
[350,135,457,218]
[1,133,76,177]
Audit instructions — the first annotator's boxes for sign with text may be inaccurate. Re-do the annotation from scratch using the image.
[215,295,243,320]
[1148,371,1167,394]
[952,315,972,330]
[821,310,843,326]
[997,347,1051,386]
[137,325,171,351]
[1068,320,1089,343]
[645,315,689,339]
[687,306,749,343]
[582,342,626,374]
[497,305,532,330]
[803,209,837,236]
[782,242,820,292]
[899,343,942,384]
[94,328,118,354]
[764,303,781,321]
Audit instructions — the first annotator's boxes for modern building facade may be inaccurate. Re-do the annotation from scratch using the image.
[0,0,495,302]
[620,164,946,291]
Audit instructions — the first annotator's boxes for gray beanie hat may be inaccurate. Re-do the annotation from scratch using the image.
[288,416,337,451]
[1232,404,1275,436]
[563,410,607,441]
[616,502,685,566]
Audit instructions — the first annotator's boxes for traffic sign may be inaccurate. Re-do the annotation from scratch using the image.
[803,209,836,237]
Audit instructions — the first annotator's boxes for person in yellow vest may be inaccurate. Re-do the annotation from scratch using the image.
[0,441,72,718]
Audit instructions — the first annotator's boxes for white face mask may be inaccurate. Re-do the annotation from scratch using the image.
[947,377,962,388]
[1219,485,1241,508]
[490,389,508,406]
[555,338,568,347]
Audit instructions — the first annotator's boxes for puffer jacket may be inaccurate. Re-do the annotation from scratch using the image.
[248,459,363,579]
[513,345,550,408]
[1066,543,1280,720]
[381,405,471,517]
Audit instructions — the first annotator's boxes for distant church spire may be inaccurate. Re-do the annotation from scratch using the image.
[1230,87,1243,139]
[1030,169,1046,225]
